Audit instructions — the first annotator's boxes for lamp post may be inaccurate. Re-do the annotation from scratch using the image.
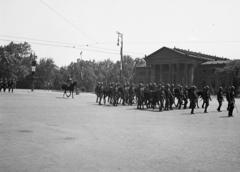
[31,57,36,92]
[116,31,123,83]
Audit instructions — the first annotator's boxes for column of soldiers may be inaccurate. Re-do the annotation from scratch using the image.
[95,81,236,117]
[0,78,15,93]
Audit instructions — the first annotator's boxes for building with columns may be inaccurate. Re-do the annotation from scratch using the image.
[134,47,229,87]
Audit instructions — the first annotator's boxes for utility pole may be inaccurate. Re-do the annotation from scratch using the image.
[116,31,123,83]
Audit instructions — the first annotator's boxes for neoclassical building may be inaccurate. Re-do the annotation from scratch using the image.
[135,47,230,87]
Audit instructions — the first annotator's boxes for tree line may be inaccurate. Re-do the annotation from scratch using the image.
[0,42,145,91]
[1,42,239,92]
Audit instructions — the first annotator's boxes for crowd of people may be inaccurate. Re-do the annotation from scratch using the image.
[95,82,236,117]
[0,78,15,93]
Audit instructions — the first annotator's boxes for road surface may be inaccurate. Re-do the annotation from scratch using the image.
[0,90,240,172]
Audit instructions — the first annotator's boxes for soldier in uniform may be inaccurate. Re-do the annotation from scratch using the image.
[159,85,165,111]
[217,86,224,112]
[178,85,184,109]
[189,85,198,114]
[202,85,211,113]
[183,86,189,109]
[164,84,170,110]
[0,78,3,92]
[8,78,14,92]
[3,78,7,92]
[225,86,231,111]
[228,86,235,117]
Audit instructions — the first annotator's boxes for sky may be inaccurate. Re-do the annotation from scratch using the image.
[1,0,240,67]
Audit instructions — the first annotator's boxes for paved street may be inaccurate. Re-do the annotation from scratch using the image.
[0,90,240,172]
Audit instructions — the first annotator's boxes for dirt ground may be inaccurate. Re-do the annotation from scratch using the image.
[0,90,240,172]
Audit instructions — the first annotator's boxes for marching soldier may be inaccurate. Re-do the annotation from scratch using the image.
[0,78,3,92]
[202,85,211,113]
[226,86,231,111]
[228,86,235,117]
[189,85,198,114]
[164,84,171,110]
[183,86,189,109]
[3,78,7,92]
[8,78,14,92]
[217,86,224,112]
[175,85,183,109]
[158,85,165,111]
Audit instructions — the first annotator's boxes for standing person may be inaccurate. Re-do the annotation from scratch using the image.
[8,78,14,93]
[158,85,165,111]
[183,86,189,109]
[3,78,7,92]
[226,86,231,111]
[189,85,198,114]
[217,86,224,112]
[228,86,235,117]
[164,84,171,110]
[0,78,3,92]
[202,85,211,113]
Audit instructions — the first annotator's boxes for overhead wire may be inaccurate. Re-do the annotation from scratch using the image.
[0,35,145,56]
[0,38,121,55]
[38,0,144,56]
[39,0,96,43]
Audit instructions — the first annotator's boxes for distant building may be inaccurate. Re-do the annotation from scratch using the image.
[134,46,231,91]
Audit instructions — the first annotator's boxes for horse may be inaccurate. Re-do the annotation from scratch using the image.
[62,81,77,98]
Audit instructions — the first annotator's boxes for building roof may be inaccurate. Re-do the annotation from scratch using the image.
[146,46,229,62]
[201,60,231,65]
[173,48,229,61]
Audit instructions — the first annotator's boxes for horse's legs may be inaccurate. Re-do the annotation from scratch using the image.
[63,89,66,97]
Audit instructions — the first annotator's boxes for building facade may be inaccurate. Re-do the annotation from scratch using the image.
[134,47,229,89]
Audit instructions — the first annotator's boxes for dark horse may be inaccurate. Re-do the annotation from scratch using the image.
[62,81,77,98]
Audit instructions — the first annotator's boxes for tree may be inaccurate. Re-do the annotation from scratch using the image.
[0,42,34,87]
[35,58,58,89]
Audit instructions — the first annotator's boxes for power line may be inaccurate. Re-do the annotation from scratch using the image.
[39,0,96,43]
[0,34,86,47]
[0,35,145,56]
[0,38,121,55]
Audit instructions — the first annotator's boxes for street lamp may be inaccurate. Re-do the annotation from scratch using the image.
[31,57,37,92]
[116,31,123,83]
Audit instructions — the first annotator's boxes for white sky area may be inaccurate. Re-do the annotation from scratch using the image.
[1,0,240,66]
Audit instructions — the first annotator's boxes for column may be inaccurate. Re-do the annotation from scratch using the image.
[151,64,155,82]
[189,64,194,85]
[176,63,180,83]
[171,64,174,84]
[159,64,162,83]
[168,64,171,84]
[184,63,188,86]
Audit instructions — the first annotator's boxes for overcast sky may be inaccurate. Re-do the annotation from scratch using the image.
[1,0,240,66]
